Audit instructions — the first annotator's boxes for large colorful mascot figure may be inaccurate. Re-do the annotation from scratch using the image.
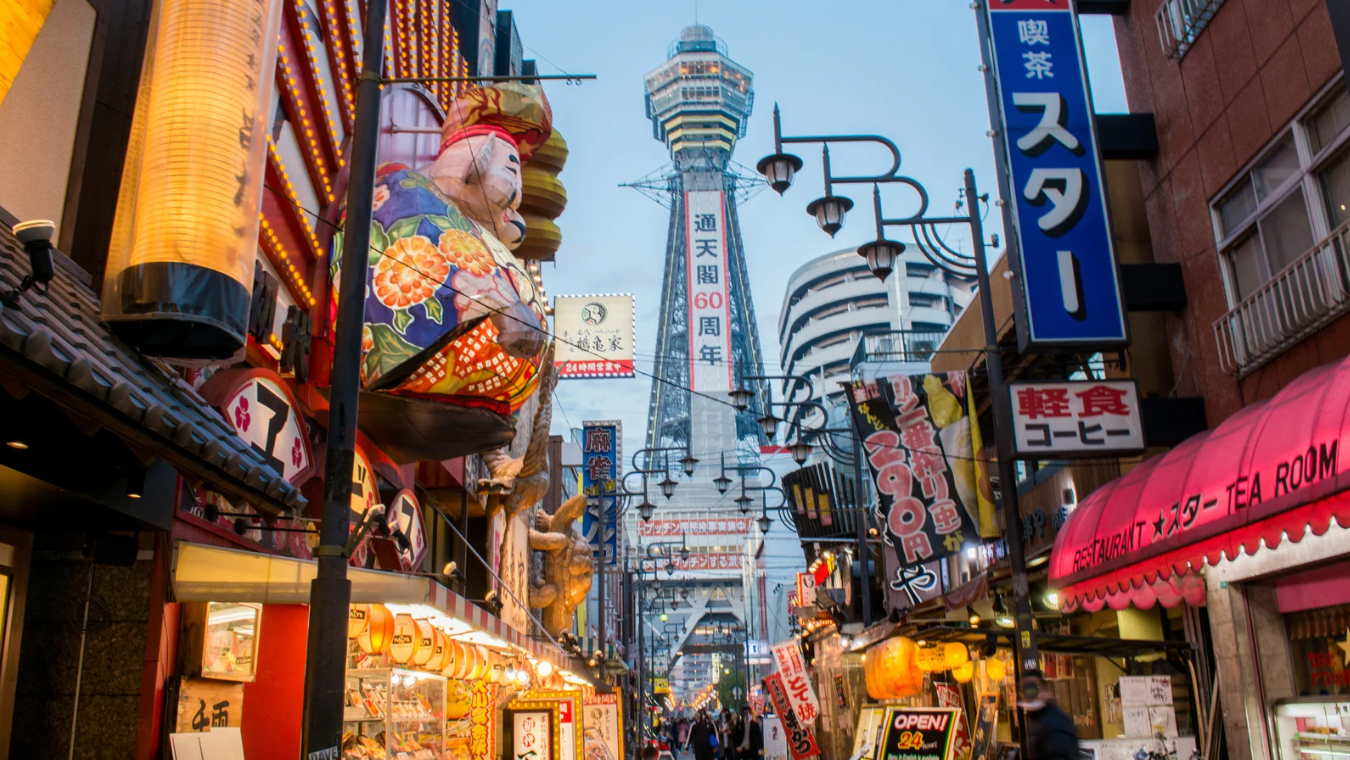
[331,84,551,461]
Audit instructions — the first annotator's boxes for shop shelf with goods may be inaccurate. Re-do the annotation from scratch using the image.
[342,668,447,760]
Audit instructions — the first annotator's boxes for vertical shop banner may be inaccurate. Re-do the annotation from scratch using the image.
[553,295,637,378]
[847,373,982,571]
[987,0,1127,349]
[770,641,821,723]
[685,190,734,392]
[471,682,500,760]
[934,683,972,760]
[764,674,821,760]
[583,691,624,760]
[580,421,621,560]
[879,708,962,760]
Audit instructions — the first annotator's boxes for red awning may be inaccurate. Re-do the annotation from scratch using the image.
[1049,354,1350,612]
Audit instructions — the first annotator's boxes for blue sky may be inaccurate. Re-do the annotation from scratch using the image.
[502,1,1129,452]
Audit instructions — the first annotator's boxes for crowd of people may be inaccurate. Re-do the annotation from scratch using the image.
[647,706,764,760]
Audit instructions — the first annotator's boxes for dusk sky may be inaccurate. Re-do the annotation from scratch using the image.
[501,1,1129,457]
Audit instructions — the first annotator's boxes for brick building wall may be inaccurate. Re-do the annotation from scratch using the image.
[1111,0,1346,424]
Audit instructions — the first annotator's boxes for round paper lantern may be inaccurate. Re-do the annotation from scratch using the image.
[944,643,969,669]
[464,644,483,679]
[866,637,924,700]
[427,629,451,672]
[411,619,436,666]
[389,614,418,664]
[915,646,948,673]
[952,661,975,683]
[985,657,1007,682]
[476,647,495,680]
[452,641,470,679]
[357,604,395,654]
[348,604,371,639]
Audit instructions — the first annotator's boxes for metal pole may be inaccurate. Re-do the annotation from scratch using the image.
[849,431,872,626]
[458,489,470,595]
[597,494,607,682]
[300,1,386,756]
[964,168,1039,734]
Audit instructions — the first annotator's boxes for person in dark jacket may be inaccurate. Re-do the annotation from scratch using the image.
[686,710,717,760]
[738,706,763,758]
[1020,669,1080,760]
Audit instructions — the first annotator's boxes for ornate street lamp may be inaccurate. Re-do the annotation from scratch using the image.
[639,500,656,522]
[806,194,853,237]
[755,149,803,195]
[680,452,699,477]
[735,494,754,514]
[728,385,755,411]
[757,511,772,534]
[757,412,780,440]
[858,238,905,282]
[659,475,678,500]
[714,471,733,495]
[789,440,813,465]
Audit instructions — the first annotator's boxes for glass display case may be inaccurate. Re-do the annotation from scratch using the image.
[343,668,447,760]
[1275,698,1350,760]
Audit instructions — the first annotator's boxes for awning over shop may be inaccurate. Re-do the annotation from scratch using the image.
[171,541,568,667]
[1049,355,1350,612]
[910,625,1191,660]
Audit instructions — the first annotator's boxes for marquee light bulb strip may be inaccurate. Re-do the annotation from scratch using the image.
[266,138,324,262]
[317,0,356,131]
[294,0,343,166]
[259,213,316,307]
[419,0,438,102]
[276,42,335,203]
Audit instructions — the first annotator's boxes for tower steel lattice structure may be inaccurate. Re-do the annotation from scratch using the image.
[639,25,770,469]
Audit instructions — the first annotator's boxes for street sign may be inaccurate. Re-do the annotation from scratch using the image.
[1008,380,1144,458]
[987,0,1128,350]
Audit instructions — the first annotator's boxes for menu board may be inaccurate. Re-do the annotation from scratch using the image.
[878,708,962,760]
[1119,676,1176,739]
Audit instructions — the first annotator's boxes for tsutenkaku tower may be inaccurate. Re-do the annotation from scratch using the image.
[642,25,769,469]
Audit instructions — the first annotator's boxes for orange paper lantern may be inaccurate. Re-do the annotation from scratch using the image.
[427,629,451,672]
[944,643,969,668]
[348,604,371,639]
[357,604,395,654]
[411,619,436,666]
[866,636,925,700]
[389,614,418,663]
[915,647,948,672]
[985,657,1007,682]
[953,661,975,683]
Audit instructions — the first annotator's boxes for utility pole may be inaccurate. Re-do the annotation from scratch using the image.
[300,1,386,756]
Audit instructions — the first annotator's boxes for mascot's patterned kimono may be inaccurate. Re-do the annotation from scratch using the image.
[330,84,550,423]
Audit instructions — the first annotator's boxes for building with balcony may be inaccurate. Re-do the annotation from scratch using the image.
[775,247,972,429]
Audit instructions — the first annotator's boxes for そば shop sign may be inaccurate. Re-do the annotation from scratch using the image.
[1009,380,1143,458]
[986,0,1128,349]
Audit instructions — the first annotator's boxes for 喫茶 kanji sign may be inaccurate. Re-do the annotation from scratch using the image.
[1009,380,1144,458]
[987,0,1128,349]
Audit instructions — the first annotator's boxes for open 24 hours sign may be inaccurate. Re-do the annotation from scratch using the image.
[879,708,963,760]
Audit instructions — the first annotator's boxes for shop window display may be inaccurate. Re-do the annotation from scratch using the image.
[1288,603,1350,697]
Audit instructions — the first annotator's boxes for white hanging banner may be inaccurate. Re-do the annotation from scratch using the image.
[771,640,821,724]
[685,190,734,392]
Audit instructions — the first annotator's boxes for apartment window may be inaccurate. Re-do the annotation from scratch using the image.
[1214,88,1350,302]
[908,293,946,310]
[1211,83,1350,375]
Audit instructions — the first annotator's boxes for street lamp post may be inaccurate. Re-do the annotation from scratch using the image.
[756,109,1040,683]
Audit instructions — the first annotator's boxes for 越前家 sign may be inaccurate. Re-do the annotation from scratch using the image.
[580,421,621,561]
[764,674,820,760]
[1009,380,1144,458]
[847,373,986,571]
[554,295,636,378]
[879,708,963,760]
[986,0,1128,350]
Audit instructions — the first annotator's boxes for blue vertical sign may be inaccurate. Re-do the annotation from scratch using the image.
[988,0,1128,349]
[581,421,621,562]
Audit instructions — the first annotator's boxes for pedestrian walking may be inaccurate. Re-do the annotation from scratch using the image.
[1019,669,1080,760]
[738,706,762,759]
[686,710,717,760]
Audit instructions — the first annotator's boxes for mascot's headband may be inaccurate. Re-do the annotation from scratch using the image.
[438,124,518,159]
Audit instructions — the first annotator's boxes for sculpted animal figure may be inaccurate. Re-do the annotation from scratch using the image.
[528,493,594,638]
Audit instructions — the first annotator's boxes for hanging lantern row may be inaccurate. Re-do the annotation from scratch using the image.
[348,604,561,687]
[866,637,1012,698]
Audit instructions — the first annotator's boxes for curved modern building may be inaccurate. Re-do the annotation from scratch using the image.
[777,247,974,428]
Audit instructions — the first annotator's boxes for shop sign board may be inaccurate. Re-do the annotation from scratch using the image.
[583,691,624,760]
[846,373,982,572]
[884,555,945,612]
[554,295,636,378]
[795,572,817,608]
[971,694,1000,760]
[173,676,244,733]
[685,190,735,392]
[763,714,789,760]
[470,682,499,760]
[853,706,886,760]
[200,369,314,483]
[638,552,743,577]
[878,708,962,760]
[514,711,553,760]
[986,0,1129,350]
[369,489,427,572]
[580,421,621,561]
[764,674,820,760]
[770,641,821,724]
[638,517,752,538]
[1009,380,1144,458]
[933,683,972,760]
[653,677,670,694]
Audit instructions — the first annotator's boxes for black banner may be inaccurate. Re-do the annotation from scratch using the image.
[847,373,981,570]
